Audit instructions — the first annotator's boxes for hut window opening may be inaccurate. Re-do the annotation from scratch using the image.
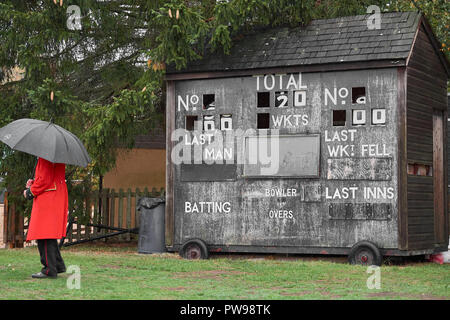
[407,163,432,176]
[352,87,366,104]
[333,110,346,126]
[275,91,288,108]
[257,113,270,129]
[185,115,198,131]
[257,92,270,108]
[203,94,215,110]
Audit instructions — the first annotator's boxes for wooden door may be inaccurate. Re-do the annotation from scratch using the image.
[433,110,446,245]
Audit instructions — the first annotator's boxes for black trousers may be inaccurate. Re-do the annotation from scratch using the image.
[37,239,66,276]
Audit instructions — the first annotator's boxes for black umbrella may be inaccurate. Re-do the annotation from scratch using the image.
[0,118,91,167]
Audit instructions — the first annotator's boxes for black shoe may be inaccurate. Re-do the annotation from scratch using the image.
[31,272,57,279]
[57,268,66,274]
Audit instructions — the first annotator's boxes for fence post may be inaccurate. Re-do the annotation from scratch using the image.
[2,192,7,247]
[4,193,25,249]
[68,218,73,245]
[92,191,99,239]
[101,189,108,242]
[85,195,91,242]
[118,188,124,241]
[84,195,90,240]
[76,199,81,242]
[126,188,131,241]
[8,202,15,248]
[16,204,24,248]
[135,188,141,228]
[9,202,23,248]
[4,192,9,247]
[110,189,115,229]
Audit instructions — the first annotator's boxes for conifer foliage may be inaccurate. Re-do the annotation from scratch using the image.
[0,0,447,217]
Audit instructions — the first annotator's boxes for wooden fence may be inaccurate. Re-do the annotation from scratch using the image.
[3,193,25,248]
[2,187,165,248]
[63,187,165,246]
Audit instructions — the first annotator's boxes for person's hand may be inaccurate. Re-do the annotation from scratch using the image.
[23,190,27,199]
[26,179,34,188]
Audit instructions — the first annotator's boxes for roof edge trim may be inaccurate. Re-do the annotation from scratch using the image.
[165,59,406,81]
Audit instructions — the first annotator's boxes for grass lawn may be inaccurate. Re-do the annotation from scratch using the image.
[0,242,448,300]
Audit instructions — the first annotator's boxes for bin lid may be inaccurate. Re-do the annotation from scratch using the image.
[137,197,165,210]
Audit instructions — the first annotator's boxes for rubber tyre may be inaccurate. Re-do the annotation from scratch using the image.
[348,241,382,266]
[180,239,209,260]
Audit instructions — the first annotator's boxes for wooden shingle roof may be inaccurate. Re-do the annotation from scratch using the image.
[167,11,422,74]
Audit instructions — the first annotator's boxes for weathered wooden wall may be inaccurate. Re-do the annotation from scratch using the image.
[104,127,166,191]
[103,148,166,190]
[172,68,399,250]
[448,93,450,185]
[406,22,449,250]
[448,93,450,190]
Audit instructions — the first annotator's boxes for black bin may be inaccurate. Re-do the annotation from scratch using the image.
[137,197,166,254]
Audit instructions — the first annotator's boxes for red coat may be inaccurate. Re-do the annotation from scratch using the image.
[26,158,68,241]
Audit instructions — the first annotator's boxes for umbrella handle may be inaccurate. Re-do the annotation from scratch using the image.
[31,157,38,179]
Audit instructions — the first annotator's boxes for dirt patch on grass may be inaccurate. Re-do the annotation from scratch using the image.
[82,241,138,248]
[162,286,187,291]
[174,270,254,280]
[62,242,138,254]
[64,249,135,257]
[135,252,181,259]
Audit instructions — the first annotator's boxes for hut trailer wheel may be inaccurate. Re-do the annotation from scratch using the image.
[348,241,382,266]
[180,239,209,260]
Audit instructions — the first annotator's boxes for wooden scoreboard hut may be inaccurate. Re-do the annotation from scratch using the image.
[164,12,449,264]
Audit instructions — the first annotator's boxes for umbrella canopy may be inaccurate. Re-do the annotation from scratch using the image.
[0,118,91,167]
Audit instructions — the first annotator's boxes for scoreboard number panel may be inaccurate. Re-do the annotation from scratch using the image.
[294,90,306,107]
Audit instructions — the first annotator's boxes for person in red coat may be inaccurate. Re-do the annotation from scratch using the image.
[24,157,68,278]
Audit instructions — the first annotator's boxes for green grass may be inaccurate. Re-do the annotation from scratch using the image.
[0,243,448,300]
